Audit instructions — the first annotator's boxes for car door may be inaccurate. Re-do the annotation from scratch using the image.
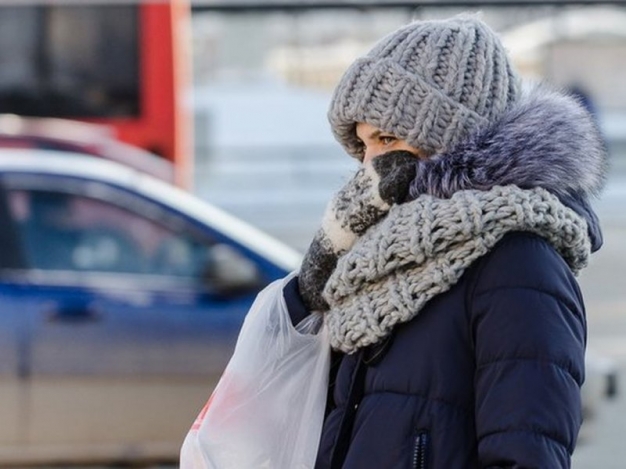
[0,172,283,461]
[0,186,28,451]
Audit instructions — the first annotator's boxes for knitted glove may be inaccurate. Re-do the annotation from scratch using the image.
[298,150,418,312]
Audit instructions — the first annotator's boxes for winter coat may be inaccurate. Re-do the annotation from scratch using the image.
[285,86,607,469]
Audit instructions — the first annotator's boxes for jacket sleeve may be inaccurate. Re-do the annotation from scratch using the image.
[470,232,586,468]
[283,275,312,327]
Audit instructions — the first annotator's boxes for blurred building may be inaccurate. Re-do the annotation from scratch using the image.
[504,7,626,153]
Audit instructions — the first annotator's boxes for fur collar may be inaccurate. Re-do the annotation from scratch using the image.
[409,85,608,198]
[408,85,608,250]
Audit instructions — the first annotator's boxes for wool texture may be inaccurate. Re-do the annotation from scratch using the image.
[298,152,417,312]
[323,185,591,354]
[328,16,520,159]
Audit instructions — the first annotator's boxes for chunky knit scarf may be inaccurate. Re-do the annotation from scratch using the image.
[322,185,591,354]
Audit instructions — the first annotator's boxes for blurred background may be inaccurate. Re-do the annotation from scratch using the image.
[0,0,624,467]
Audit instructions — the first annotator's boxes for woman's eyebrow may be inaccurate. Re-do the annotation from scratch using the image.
[368,129,382,140]
[356,128,392,141]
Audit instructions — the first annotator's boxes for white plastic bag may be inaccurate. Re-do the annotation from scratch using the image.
[180,273,330,469]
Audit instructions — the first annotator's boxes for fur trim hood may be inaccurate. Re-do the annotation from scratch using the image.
[408,85,608,251]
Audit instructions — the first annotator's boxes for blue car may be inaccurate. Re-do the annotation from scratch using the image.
[0,149,300,464]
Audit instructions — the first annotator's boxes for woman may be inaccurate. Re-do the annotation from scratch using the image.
[283,15,607,468]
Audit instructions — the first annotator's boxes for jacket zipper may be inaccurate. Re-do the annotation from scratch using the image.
[412,430,429,469]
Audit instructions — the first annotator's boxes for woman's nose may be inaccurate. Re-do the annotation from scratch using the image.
[362,148,381,165]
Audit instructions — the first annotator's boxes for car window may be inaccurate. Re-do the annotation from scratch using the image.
[5,188,263,293]
[0,187,24,269]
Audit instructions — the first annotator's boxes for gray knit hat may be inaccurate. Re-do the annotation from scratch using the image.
[328,16,520,159]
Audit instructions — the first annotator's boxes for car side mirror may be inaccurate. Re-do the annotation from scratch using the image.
[202,243,263,298]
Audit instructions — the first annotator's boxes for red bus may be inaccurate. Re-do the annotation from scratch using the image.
[0,1,192,187]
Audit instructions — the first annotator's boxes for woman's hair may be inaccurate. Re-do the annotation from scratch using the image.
[328,15,520,159]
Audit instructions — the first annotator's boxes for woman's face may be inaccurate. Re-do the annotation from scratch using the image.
[356,122,429,164]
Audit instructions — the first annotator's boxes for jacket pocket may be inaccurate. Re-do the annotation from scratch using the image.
[412,429,430,469]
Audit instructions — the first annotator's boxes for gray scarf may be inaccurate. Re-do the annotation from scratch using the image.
[322,185,591,354]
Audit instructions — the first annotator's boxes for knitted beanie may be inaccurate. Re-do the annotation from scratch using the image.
[328,16,520,159]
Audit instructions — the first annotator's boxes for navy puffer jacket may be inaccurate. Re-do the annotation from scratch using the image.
[285,88,607,469]
[286,231,587,468]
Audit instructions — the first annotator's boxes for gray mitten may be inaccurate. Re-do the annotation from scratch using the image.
[298,151,418,312]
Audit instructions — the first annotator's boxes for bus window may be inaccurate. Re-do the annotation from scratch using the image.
[0,2,192,188]
[0,6,139,119]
